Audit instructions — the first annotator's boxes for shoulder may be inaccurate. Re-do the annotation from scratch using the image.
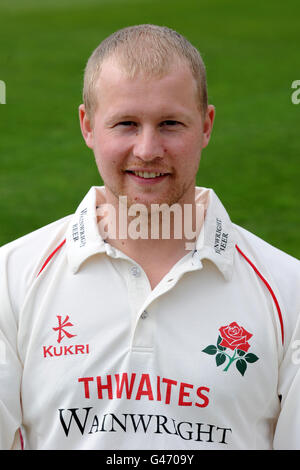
[233,223,300,348]
[0,215,72,314]
[233,224,300,279]
[0,215,72,263]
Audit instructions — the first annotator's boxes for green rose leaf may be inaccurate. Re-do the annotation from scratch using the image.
[236,359,247,376]
[217,335,226,351]
[216,353,226,367]
[202,345,217,355]
[245,353,259,363]
[237,349,246,356]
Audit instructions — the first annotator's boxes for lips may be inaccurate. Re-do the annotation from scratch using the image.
[125,169,171,179]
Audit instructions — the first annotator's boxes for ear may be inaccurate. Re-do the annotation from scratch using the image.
[201,104,215,149]
[79,104,94,149]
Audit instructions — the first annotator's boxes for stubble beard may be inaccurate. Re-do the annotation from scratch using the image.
[103,175,196,239]
[105,175,196,212]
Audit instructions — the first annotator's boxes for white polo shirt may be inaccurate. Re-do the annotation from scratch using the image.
[1,186,300,450]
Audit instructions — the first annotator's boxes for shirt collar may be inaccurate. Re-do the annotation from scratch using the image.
[66,186,107,273]
[66,186,236,280]
[195,188,235,281]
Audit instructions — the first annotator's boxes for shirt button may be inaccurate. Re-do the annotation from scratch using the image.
[131,265,141,277]
[141,311,148,320]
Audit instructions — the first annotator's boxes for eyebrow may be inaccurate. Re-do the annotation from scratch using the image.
[105,114,136,126]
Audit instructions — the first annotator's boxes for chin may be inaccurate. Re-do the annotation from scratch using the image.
[128,193,184,210]
[105,181,188,209]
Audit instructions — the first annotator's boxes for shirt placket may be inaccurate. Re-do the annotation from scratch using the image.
[108,256,154,351]
[126,262,155,352]
[107,245,205,356]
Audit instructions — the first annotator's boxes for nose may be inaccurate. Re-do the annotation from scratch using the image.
[132,126,164,162]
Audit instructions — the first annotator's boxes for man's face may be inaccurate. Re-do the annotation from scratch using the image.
[80,58,215,209]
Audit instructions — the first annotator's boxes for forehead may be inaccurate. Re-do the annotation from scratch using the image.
[94,58,199,117]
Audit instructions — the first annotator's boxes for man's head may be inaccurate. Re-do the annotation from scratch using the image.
[82,24,208,126]
[79,24,215,209]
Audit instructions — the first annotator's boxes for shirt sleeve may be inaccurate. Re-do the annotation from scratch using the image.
[273,312,300,449]
[0,247,23,449]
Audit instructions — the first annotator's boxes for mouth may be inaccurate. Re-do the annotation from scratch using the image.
[125,170,171,180]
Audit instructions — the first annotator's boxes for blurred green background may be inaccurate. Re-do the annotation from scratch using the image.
[0,0,299,257]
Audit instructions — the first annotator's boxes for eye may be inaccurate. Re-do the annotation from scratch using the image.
[160,120,182,127]
[117,121,137,127]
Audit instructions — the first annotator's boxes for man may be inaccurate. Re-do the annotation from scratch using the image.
[0,24,300,450]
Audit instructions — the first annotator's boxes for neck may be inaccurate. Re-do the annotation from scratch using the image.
[96,189,205,287]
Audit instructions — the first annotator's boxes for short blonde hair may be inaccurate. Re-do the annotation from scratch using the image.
[83,24,208,123]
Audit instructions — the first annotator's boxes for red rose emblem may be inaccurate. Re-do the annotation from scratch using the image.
[219,322,252,352]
